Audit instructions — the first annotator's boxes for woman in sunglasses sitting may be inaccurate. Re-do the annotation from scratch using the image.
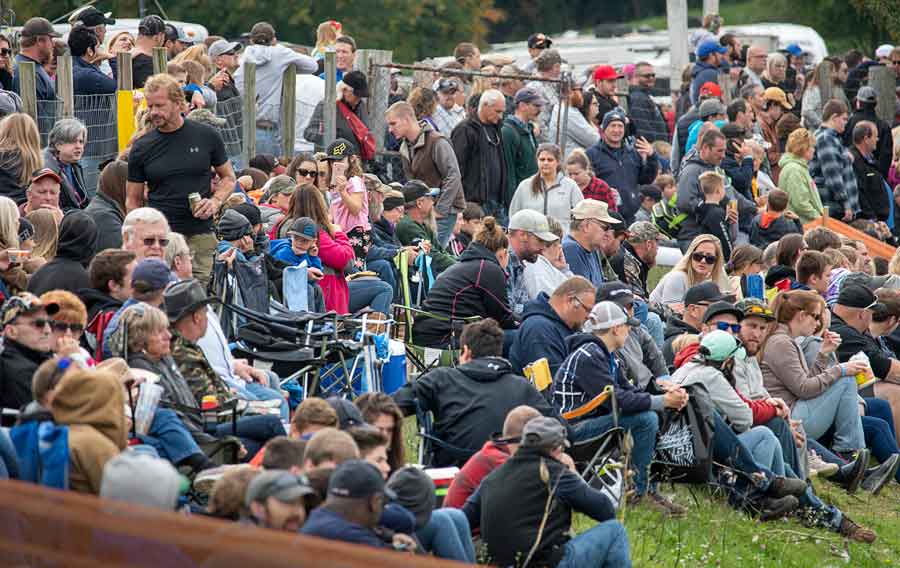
[649,234,731,313]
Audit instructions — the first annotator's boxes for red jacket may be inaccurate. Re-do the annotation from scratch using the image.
[444,440,511,509]
[316,228,354,314]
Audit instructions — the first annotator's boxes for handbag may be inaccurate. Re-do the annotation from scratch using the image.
[337,101,376,160]
[651,383,716,484]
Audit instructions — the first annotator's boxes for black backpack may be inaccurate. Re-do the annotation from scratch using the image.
[651,383,716,484]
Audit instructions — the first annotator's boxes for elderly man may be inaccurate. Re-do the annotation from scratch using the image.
[507,209,559,314]
[394,180,456,275]
[526,49,564,144]
[206,39,242,103]
[0,293,58,409]
[562,199,623,288]
[122,207,170,261]
[451,89,508,223]
[19,169,63,223]
[629,62,669,142]
[433,78,466,135]
[741,45,768,90]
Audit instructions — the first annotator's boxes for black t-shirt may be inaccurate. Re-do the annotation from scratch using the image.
[128,119,227,235]
[132,54,155,89]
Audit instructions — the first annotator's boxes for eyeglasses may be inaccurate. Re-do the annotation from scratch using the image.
[715,321,742,334]
[0,49,10,56]
[296,168,318,178]
[51,321,85,333]
[143,237,169,247]
[692,252,717,264]
[572,295,591,313]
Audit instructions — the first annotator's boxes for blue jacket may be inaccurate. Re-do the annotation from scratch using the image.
[268,238,323,269]
[12,54,55,100]
[509,293,577,377]
[690,60,720,105]
[72,56,116,95]
[562,234,603,288]
[585,139,658,223]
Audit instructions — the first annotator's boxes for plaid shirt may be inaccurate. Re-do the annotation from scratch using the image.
[433,104,466,136]
[810,126,859,216]
[628,86,670,143]
[581,176,618,211]
[506,249,530,315]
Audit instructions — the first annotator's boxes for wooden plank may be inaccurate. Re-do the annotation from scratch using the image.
[870,65,896,125]
[666,0,689,95]
[615,77,629,113]
[364,50,393,153]
[717,73,733,103]
[18,61,37,120]
[280,65,297,159]
[803,216,895,260]
[242,62,257,165]
[152,47,167,76]
[57,55,74,118]
[815,59,833,105]
[324,50,337,147]
[116,52,133,91]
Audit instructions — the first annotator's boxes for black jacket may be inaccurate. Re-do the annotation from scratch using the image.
[27,211,98,296]
[749,213,803,249]
[0,339,52,410]
[663,316,700,368]
[393,357,560,467]
[83,192,124,253]
[695,202,734,260]
[451,117,508,206]
[845,107,893,179]
[78,287,123,326]
[850,146,891,223]
[42,148,88,211]
[411,242,516,348]
[831,313,894,380]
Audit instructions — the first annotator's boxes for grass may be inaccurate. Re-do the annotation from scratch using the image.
[624,1,773,33]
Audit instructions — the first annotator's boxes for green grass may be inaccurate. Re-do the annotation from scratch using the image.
[625,1,771,32]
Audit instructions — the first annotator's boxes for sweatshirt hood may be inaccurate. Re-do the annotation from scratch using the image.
[521,292,572,329]
[240,44,275,66]
[691,60,718,78]
[57,210,98,264]
[565,332,606,353]
[764,264,796,288]
[673,341,702,369]
[458,241,501,264]
[778,152,807,169]
[456,357,515,382]
[78,287,122,314]
[664,316,700,340]
[52,368,127,450]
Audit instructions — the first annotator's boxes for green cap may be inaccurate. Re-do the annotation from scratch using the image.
[700,330,746,362]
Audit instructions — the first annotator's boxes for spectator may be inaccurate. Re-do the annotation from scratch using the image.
[18,169,63,225]
[12,18,59,100]
[0,292,57,409]
[127,74,236,284]
[258,175,296,233]
[411,218,516,347]
[28,211,97,295]
[235,22,317,156]
[610,221,663,300]
[39,290,89,362]
[526,49,563,144]
[163,24,193,60]
[244,470,315,531]
[407,86,438,132]
[801,58,849,130]
[386,101,464,247]
[432,78,466,135]
[290,398,339,441]
[629,62,669,142]
[565,149,616,211]
[761,54,791,98]
[685,99,727,153]
[695,170,735,260]
[259,436,305,474]
[121,207,170,261]
[509,143,583,233]
[447,202,483,256]
[332,35,358,81]
[355,393,406,473]
[756,87,792,183]
[42,118,89,211]
[82,249,135,349]
[510,276,596,376]
[599,282,667,388]
[591,65,623,120]
[0,114,43,205]
[208,465,260,520]
[67,25,115,97]
[100,452,184,511]
[749,189,802,249]
[651,235,730,311]
[451,89,508,222]
[671,82,721,170]
[850,121,892,224]
[562,199,621,287]
[521,215,572,299]
[350,427,391,480]
[311,20,341,59]
[0,33,12,91]
[551,87,601,158]
[501,87,542,201]
[674,129,735,249]
[394,180,455,275]
[809,100,857,222]
[845,87,893,179]
[126,16,166,89]
[306,72,372,157]
[779,128,824,224]
[740,45,767,90]
[108,31,134,57]
[690,40,727,105]
[84,160,128,252]
[586,110,658,223]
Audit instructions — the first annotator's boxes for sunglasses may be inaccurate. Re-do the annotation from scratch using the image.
[692,252,717,264]
[24,318,53,330]
[715,321,742,334]
[639,73,656,79]
[143,237,170,247]
[296,168,318,178]
[0,49,10,56]
[52,321,85,333]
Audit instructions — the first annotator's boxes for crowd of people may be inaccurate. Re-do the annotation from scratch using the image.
[2,9,900,566]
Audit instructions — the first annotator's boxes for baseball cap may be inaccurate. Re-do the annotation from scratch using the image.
[264,175,297,198]
[0,90,22,117]
[508,209,558,242]
[326,397,366,430]
[20,17,61,38]
[697,40,728,59]
[31,168,61,185]
[245,470,315,507]
[571,199,620,226]
[402,180,440,203]
[343,70,370,98]
[131,259,171,292]
[436,78,460,94]
[763,87,793,110]
[698,82,722,99]
[363,173,391,194]
[164,24,193,44]
[383,193,405,211]
[287,217,318,240]
[875,44,895,59]
[700,330,746,362]
[592,65,622,82]
[186,108,226,128]
[699,99,727,119]
[735,297,775,321]
[702,301,744,324]
[627,221,662,243]
[250,22,276,45]
[514,87,545,106]
[784,44,803,58]
[216,209,252,241]
[837,283,885,310]
[324,138,357,161]
[638,185,662,202]
[601,109,627,130]
[1,292,59,327]
[386,466,436,530]
[584,301,640,333]
[856,86,877,104]
[138,15,166,37]
[163,278,217,322]
[596,281,635,307]
[208,39,242,59]
[522,416,570,452]
[76,7,115,27]
[527,33,552,49]
[328,459,397,500]
[683,282,730,306]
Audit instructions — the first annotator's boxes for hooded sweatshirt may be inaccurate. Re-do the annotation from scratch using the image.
[52,368,127,494]
[27,211,98,295]
[100,452,182,510]
[509,292,577,376]
[778,152,823,224]
[235,44,317,123]
[393,356,558,467]
[748,210,803,249]
[662,315,701,367]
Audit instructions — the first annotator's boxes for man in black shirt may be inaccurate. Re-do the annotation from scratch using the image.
[126,74,236,285]
[128,15,166,89]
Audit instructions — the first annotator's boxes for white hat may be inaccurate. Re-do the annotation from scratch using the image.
[583,301,640,334]
[875,44,894,59]
[508,209,558,242]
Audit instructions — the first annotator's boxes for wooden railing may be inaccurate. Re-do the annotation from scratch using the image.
[803,215,896,260]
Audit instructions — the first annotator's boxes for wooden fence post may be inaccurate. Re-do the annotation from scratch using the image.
[870,65,896,125]
[615,77,629,113]
[116,52,134,153]
[152,47,167,76]
[18,61,37,121]
[816,59,834,106]
[666,0,689,96]
[717,73,733,103]
[280,66,297,160]
[324,50,337,148]
[242,62,257,166]
[362,50,393,153]
[57,55,75,118]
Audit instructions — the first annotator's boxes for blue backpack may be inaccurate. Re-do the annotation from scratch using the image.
[10,420,69,489]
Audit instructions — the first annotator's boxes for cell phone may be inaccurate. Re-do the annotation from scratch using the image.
[331,162,347,186]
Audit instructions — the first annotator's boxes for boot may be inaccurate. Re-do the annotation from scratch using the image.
[832,449,869,494]
[758,495,799,521]
[767,476,807,498]
[839,516,877,543]
[859,453,900,495]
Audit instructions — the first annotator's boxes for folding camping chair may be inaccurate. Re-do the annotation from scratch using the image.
[413,397,479,468]
[391,304,478,375]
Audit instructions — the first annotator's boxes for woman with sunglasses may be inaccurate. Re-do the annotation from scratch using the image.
[760,290,868,457]
[0,34,12,92]
[649,234,730,312]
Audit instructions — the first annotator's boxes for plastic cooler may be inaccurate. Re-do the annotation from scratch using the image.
[381,340,407,394]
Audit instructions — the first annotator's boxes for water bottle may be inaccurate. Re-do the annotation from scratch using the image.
[133,383,164,436]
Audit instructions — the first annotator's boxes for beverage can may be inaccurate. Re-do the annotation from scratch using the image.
[188,192,202,212]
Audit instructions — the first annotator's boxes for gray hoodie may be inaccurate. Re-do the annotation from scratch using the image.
[235,44,317,122]
[100,451,182,510]
[672,358,753,432]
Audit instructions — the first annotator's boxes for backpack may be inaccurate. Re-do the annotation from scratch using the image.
[10,420,69,489]
[651,383,715,484]
[337,101,376,160]
[651,195,687,240]
[86,309,117,362]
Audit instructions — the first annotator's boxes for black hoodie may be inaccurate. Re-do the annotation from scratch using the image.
[393,356,560,467]
[28,211,98,295]
[662,316,701,368]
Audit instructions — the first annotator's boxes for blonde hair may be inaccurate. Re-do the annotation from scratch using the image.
[0,113,43,186]
[0,195,18,249]
[786,127,815,157]
[143,74,185,105]
[671,333,700,357]
[314,21,340,55]
[672,234,730,290]
[26,209,58,261]
[171,44,212,78]
[122,304,169,354]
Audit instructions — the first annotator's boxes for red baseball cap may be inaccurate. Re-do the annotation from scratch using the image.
[593,65,622,82]
[699,82,722,98]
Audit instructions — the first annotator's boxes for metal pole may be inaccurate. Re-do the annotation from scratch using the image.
[324,49,337,147]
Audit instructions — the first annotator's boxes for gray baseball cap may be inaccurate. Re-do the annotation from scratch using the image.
[508,210,558,242]
[208,39,242,59]
[699,98,727,119]
[245,470,315,507]
[522,416,570,452]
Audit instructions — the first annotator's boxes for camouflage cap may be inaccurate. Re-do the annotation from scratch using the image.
[627,221,662,243]
[1,292,59,327]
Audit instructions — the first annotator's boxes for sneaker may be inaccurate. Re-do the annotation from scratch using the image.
[860,453,900,495]
[628,492,687,518]
[807,450,839,478]
[835,449,870,494]
[758,495,799,521]
[839,516,877,543]
[767,476,807,498]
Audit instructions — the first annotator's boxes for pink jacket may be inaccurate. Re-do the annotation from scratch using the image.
[317,229,354,314]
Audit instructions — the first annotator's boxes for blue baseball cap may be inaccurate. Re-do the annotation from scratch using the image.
[784,44,803,57]
[696,40,728,59]
[132,259,172,292]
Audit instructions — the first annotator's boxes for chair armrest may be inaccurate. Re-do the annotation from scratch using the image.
[561,386,614,421]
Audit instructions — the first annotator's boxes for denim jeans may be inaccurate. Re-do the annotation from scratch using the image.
[368,259,397,298]
[634,301,664,349]
[0,427,19,479]
[348,277,394,315]
[435,214,457,249]
[571,411,658,495]
[711,411,774,503]
[791,377,865,452]
[764,417,805,479]
[862,397,900,482]
[256,127,281,157]
[739,426,785,476]
[210,414,286,461]
[480,200,508,228]
[557,520,631,568]
[416,508,475,563]
[139,408,204,464]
